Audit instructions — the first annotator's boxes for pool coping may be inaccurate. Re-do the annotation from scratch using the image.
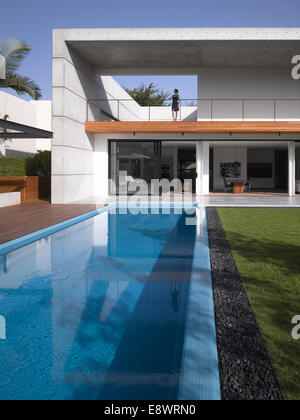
[206,207,283,400]
[178,207,221,401]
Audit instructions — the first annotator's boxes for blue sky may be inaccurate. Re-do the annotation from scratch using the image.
[0,0,299,100]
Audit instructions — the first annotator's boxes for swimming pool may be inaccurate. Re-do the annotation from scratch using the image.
[0,205,220,400]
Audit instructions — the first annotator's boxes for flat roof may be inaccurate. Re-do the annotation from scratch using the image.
[54,28,300,74]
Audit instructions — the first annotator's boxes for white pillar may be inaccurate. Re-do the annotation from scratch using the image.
[196,142,202,196]
[196,141,210,196]
[173,147,178,179]
[288,141,296,197]
[202,142,210,195]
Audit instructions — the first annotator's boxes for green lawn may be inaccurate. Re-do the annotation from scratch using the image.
[217,209,300,400]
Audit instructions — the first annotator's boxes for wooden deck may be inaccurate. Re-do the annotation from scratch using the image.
[86,121,300,135]
[0,202,99,245]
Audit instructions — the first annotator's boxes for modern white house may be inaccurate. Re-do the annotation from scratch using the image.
[52,28,300,204]
[0,91,51,157]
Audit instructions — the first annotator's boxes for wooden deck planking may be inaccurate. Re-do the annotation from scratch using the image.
[0,203,99,245]
[85,121,300,134]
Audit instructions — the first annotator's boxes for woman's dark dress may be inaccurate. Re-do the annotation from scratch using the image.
[172,95,180,112]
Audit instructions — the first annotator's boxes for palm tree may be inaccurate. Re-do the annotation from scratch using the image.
[0,39,41,100]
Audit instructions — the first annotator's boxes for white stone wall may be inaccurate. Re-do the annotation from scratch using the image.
[0,91,51,157]
[0,192,21,207]
[52,33,98,203]
[197,69,300,121]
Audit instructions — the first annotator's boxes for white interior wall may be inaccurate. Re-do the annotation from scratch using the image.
[247,149,275,189]
[213,146,247,191]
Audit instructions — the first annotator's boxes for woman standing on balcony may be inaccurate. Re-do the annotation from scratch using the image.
[170,89,180,121]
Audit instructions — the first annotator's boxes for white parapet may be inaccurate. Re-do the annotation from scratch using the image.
[0,192,21,208]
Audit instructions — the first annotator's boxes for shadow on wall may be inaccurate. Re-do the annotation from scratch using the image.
[183,108,197,121]
[68,46,107,124]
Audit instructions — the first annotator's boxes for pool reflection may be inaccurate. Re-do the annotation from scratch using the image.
[0,209,197,400]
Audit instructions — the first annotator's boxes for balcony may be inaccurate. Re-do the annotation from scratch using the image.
[85,99,300,135]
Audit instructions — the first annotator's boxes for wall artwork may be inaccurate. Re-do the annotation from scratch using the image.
[220,161,242,178]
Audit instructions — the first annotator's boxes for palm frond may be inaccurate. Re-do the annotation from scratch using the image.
[0,72,42,100]
[0,39,31,73]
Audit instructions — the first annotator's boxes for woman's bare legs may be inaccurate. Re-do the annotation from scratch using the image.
[172,110,179,121]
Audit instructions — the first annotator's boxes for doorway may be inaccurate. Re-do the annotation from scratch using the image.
[109,140,196,195]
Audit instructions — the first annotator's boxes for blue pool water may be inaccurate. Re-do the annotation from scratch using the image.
[0,206,220,400]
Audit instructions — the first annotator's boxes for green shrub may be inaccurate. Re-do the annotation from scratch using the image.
[26,151,51,176]
[0,156,26,176]
[0,151,51,177]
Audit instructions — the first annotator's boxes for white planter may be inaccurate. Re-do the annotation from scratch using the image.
[0,192,21,208]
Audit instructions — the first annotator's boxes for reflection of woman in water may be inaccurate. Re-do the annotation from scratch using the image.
[171,282,180,313]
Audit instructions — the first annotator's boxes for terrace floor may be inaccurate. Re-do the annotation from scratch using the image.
[0,202,99,245]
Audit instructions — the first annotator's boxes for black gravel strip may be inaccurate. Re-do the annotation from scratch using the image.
[206,207,283,401]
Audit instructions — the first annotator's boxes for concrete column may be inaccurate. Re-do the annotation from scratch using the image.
[173,147,178,179]
[202,142,210,195]
[196,142,203,196]
[288,141,296,197]
[196,141,210,196]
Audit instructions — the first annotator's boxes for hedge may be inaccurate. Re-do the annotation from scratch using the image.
[0,156,26,176]
[0,151,51,177]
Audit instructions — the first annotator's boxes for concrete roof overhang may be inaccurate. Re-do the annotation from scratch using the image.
[57,28,300,75]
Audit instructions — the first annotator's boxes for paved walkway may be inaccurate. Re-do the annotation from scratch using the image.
[73,194,300,208]
[198,195,300,208]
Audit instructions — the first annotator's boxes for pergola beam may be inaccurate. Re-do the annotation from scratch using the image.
[0,118,53,139]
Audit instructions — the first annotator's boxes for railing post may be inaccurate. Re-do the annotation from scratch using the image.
[211,100,213,122]
[118,100,120,121]
[149,106,151,122]
[242,99,245,122]
[274,100,276,122]
[86,101,89,122]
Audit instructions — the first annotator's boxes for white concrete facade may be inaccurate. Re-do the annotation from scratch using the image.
[52,28,300,203]
[0,91,51,157]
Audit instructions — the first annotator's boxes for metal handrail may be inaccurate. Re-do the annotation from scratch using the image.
[86,98,300,122]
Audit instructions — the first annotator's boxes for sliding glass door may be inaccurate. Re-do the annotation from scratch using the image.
[109,140,196,195]
[109,141,162,195]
